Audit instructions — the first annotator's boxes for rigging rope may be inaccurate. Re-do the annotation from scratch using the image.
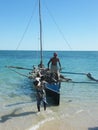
[44,0,72,50]
[8,68,29,78]
[16,0,38,50]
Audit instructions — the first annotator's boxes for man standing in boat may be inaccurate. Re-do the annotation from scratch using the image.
[47,52,61,80]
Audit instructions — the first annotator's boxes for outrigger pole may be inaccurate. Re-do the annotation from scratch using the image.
[61,71,87,75]
[5,66,32,71]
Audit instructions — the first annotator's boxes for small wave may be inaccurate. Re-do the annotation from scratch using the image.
[28,117,54,130]
[75,109,84,114]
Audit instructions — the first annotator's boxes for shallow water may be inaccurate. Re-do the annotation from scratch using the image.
[0,50,98,130]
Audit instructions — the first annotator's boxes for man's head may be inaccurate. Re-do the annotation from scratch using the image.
[54,52,57,57]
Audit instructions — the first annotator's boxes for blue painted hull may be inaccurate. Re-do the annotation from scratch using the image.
[45,82,61,105]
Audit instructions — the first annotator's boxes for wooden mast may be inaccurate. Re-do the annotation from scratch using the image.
[39,0,43,65]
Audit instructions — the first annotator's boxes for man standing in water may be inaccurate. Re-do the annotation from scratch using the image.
[33,74,47,112]
[47,52,61,80]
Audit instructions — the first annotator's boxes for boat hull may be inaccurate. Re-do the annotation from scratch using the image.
[45,82,60,105]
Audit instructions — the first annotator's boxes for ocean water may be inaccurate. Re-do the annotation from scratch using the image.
[0,50,98,129]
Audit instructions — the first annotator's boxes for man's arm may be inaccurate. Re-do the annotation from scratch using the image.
[58,59,61,70]
[47,59,51,69]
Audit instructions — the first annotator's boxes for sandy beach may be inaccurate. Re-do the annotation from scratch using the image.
[0,104,36,130]
[36,111,98,130]
[36,105,98,130]
[1,101,98,130]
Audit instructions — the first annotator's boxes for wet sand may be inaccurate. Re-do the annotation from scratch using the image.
[0,105,36,130]
[29,102,98,130]
[36,109,98,130]
[0,102,98,130]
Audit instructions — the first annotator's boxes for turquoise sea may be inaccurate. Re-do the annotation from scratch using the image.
[0,50,98,130]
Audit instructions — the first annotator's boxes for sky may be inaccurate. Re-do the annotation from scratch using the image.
[0,0,98,51]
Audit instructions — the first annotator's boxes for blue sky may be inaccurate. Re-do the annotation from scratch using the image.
[0,0,98,51]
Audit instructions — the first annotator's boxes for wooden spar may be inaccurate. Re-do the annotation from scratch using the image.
[61,71,87,75]
[60,79,98,84]
[39,0,43,64]
[5,66,33,71]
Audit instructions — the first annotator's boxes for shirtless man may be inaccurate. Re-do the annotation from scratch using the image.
[47,52,61,80]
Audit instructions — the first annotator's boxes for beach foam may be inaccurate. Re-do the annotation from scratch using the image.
[28,117,54,130]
